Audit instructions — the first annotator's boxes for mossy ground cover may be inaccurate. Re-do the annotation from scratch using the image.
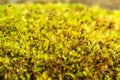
[0,3,120,80]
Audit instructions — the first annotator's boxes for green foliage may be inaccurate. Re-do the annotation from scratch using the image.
[0,2,120,80]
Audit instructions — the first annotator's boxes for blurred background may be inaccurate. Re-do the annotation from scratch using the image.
[0,0,120,10]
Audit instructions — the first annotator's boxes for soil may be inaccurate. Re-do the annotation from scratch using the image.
[0,0,120,10]
[71,0,120,10]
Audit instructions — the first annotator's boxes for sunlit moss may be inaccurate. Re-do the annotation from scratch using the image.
[0,3,120,80]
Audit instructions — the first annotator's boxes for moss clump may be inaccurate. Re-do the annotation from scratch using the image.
[0,3,120,80]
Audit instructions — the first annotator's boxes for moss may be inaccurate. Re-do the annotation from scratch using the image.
[0,3,120,80]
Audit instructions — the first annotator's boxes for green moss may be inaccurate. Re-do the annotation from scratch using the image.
[0,3,120,80]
